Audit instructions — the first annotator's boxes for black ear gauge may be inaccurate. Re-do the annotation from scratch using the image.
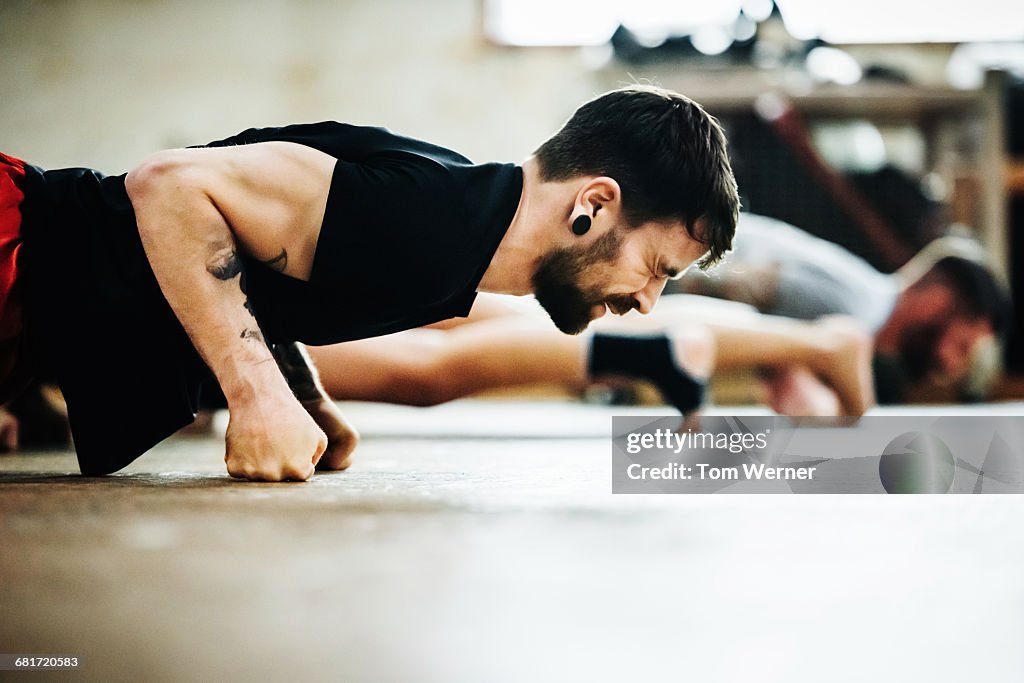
[571,214,592,236]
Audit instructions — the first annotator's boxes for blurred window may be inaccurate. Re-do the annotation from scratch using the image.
[483,0,1024,46]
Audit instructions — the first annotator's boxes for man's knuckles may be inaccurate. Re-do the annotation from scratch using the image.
[281,462,315,481]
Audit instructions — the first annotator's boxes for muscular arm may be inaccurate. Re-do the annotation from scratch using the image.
[126,142,338,481]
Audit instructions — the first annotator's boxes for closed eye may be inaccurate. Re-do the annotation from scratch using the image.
[656,263,683,281]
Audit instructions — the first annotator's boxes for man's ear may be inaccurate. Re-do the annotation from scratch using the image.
[576,177,621,220]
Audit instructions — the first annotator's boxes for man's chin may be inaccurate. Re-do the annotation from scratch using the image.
[534,288,600,335]
[541,306,595,335]
[551,316,591,336]
[548,303,609,335]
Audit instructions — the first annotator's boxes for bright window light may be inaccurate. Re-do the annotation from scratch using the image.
[484,0,743,46]
[776,0,1024,43]
[484,0,1024,46]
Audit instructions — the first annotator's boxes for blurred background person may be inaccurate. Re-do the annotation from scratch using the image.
[676,213,1012,404]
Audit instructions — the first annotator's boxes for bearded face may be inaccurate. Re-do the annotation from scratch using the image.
[531,229,636,334]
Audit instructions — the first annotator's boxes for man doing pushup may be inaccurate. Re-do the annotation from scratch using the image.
[0,86,739,480]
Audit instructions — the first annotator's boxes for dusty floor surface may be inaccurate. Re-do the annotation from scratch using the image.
[1,401,1023,682]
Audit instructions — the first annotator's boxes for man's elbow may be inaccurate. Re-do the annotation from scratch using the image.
[125,150,202,208]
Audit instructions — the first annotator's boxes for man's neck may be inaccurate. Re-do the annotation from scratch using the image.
[477,157,570,295]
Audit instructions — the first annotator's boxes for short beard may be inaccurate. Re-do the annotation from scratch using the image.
[532,229,625,335]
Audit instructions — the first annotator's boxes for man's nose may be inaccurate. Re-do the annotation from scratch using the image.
[633,278,667,315]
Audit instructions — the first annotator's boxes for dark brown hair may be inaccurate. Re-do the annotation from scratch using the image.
[920,256,1013,340]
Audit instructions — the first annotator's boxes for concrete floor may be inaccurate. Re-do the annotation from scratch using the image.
[2,400,1023,682]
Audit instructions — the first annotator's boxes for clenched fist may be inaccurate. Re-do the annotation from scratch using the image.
[302,398,359,471]
[224,392,327,481]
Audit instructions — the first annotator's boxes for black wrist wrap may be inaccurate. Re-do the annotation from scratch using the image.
[588,333,706,415]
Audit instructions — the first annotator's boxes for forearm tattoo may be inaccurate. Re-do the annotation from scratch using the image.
[271,342,325,402]
[205,244,263,345]
[206,246,244,280]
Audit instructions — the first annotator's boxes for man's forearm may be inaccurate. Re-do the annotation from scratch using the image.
[124,148,333,481]
[127,155,290,406]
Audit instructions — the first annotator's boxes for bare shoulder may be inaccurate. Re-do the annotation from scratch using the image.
[128,141,336,281]
[210,140,335,187]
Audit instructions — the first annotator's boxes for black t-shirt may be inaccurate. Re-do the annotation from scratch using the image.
[201,122,523,345]
[18,122,523,474]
